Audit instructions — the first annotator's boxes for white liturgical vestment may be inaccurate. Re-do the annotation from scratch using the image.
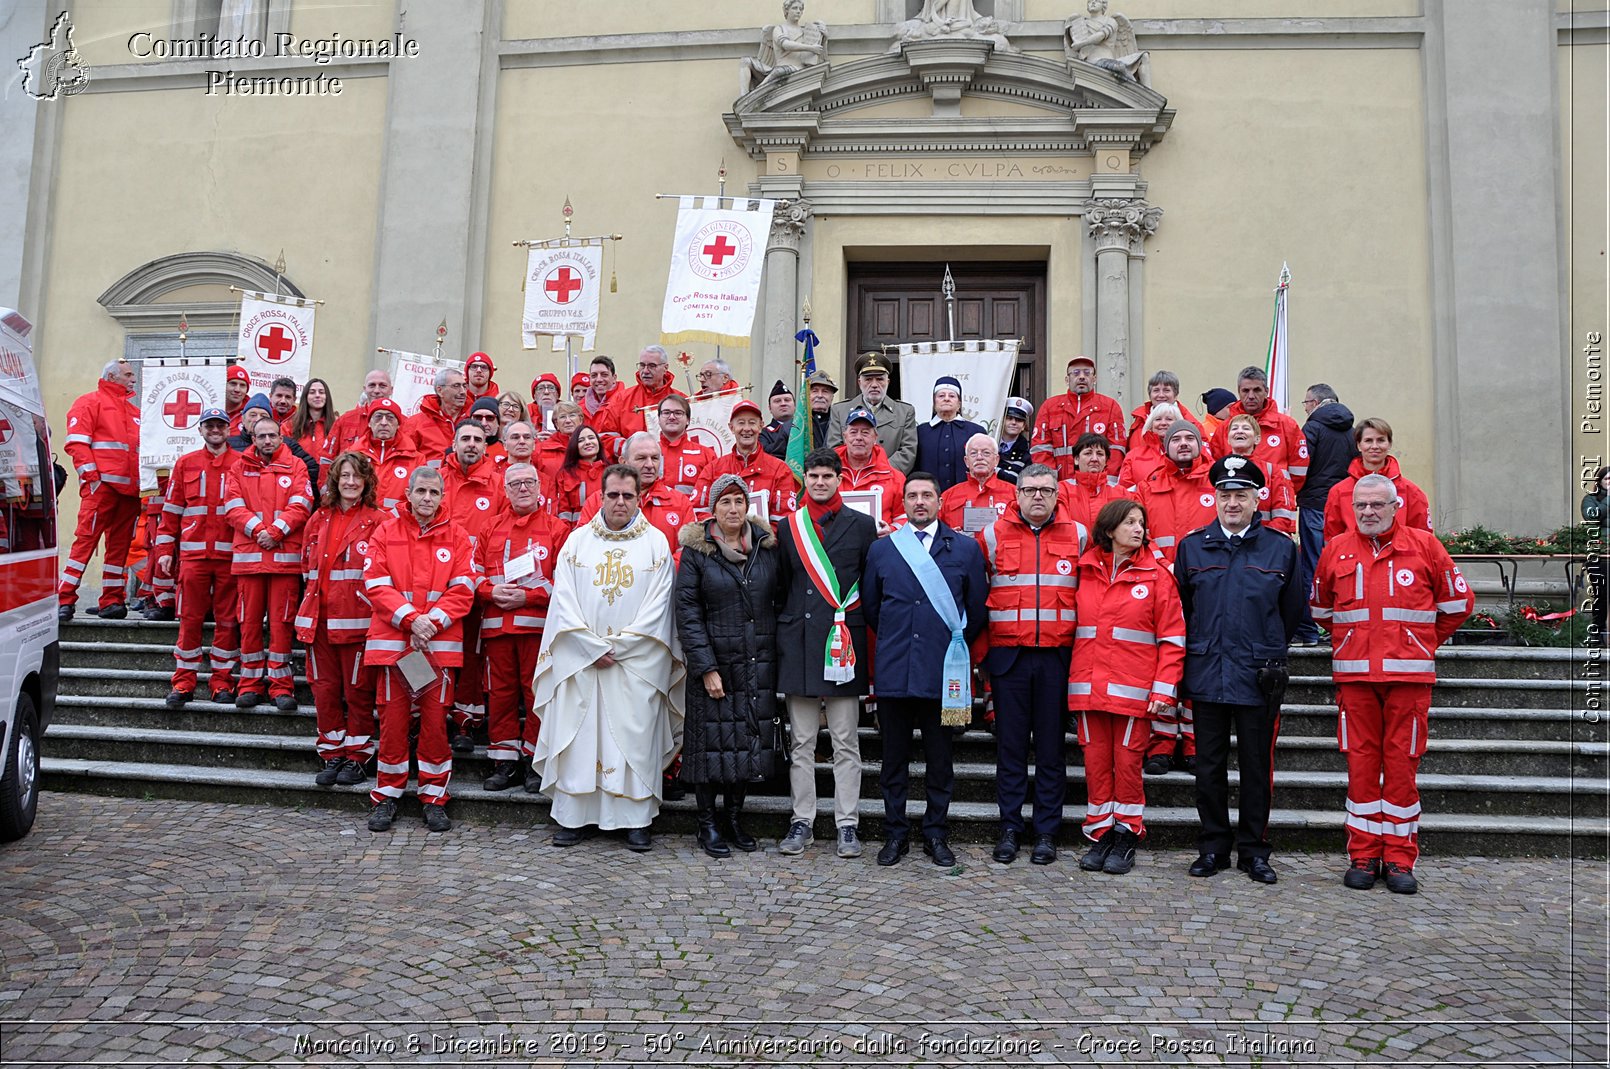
[530,512,685,830]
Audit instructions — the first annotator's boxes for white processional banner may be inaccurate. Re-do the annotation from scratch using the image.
[523,243,603,352]
[138,359,227,494]
[643,389,740,457]
[898,340,1019,435]
[660,196,775,348]
[236,293,315,396]
[390,352,463,417]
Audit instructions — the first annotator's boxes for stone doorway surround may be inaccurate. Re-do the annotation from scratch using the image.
[726,36,1173,411]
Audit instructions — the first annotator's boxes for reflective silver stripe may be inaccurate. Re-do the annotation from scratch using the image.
[329,569,365,581]
[365,576,394,589]
[988,610,1016,623]
[1383,658,1435,673]
[1151,681,1177,698]
[1074,626,1097,640]
[1383,607,1436,623]
[1332,608,1370,623]
[481,615,505,629]
[306,568,322,581]
[427,607,452,628]
[243,516,260,536]
[1270,508,1298,521]
[390,606,413,629]
[1153,535,1176,547]
[271,552,299,563]
[327,618,369,631]
[213,541,232,552]
[418,759,452,775]
[65,434,92,446]
[1332,659,1370,673]
[1112,627,1155,645]
[511,614,546,629]
[1067,681,1092,695]
[223,497,246,511]
[234,552,263,563]
[1060,609,1079,622]
[449,576,477,592]
[1310,605,1333,619]
[178,541,209,552]
[153,534,176,548]
[100,474,132,486]
[90,440,132,451]
[1354,564,1364,601]
[990,609,1063,623]
[293,614,315,631]
[1159,634,1184,647]
[289,495,312,508]
[426,640,463,653]
[367,639,408,652]
[981,523,999,569]
[1107,682,1149,701]
[990,573,1077,589]
[1436,599,1467,614]
[272,519,292,536]
[377,759,409,775]
[1289,463,1308,476]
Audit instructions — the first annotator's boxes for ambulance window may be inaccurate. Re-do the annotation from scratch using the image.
[0,398,56,551]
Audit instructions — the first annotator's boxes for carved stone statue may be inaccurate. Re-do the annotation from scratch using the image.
[218,0,266,41]
[739,0,828,97]
[891,0,1015,53]
[1064,0,1152,87]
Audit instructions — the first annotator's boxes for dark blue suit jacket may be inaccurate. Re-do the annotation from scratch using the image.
[862,523,988,700]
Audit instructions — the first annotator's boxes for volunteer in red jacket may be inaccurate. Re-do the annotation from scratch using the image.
[223,419,314,711]
[358,398,416,512]
[580,432,695,555]
[360,465,480,834]
[693,400,796,522]
[155,407,241,708]
[833,408,905,532]
[1070,498,1186,876]
[297,451,387,787]
[976,463,1085,866]
[528,372,562,429]
[657,394,715,498]
[464,351,500,404]
[1206,365,1308,494]
[475,462,570,792]
[1030,355,1126,479]
[326,368,393,455]
[1117,402,1180,491]
[578,356,622,423]
[441,417,505,750]
[1124,370,1204,445]
[940,433,1016,533]
[400,366,468,462]
[568,372,591,405]
[1322,417,1431,540]
[1057,433,1133,533]
[552,425,606,526]
[59,359,142,621]
[224,364,251,435]
[597,345,685,451]
[267,377,298,435]
[1311,473,1471,894]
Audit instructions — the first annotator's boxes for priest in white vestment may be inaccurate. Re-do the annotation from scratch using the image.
[531,464,685,850]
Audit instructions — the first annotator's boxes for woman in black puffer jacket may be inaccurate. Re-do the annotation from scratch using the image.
[674,474,782,858]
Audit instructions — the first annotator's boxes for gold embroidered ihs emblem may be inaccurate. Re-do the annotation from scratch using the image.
[592,548,635,605]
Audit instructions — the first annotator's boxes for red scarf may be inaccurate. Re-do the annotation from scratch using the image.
[803,489,844,532]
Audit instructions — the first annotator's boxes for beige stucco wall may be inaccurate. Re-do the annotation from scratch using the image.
[1025,0,1421,19]
[505,0,878,41]
[1562,41,1609,506]
[1139,46,1435,502]
[69,0,396,67]
[37,77,388,542]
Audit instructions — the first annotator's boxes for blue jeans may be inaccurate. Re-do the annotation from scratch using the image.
[1295,505,1325,642]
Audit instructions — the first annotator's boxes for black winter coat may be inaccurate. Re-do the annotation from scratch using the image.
[1299,401,1357,509]
[996,436,1032,485]
[1173,519,1303,707]
[774,505,877,697]
[674,520,781,784]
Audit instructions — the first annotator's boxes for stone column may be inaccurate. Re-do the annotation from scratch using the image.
[1084,198,1161,412]
[761,197,812,396]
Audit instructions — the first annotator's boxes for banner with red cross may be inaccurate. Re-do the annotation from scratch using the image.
[235,292,316,397]
[138,359,227,494]
[660,195,776,348]
[522,242,603,353]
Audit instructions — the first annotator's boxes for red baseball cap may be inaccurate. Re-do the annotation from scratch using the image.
[729,399,764,421]
[367,398,404,422]
[532,373,561,393]
[227,365,250,383]
[570,373,590,391]
[466,352,495,371]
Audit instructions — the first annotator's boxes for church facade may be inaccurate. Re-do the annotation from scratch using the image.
[1,0,1602,535]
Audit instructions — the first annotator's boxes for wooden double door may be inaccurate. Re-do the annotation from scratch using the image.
[845,261,1048,404]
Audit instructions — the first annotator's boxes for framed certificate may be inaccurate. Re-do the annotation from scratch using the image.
[747,491,770,524]
[841,487,883,521]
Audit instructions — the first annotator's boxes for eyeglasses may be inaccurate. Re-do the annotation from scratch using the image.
[603,491,638,501]
[506,480,539,491]
[1018,486,1058,497]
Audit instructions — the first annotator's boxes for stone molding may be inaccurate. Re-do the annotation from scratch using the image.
[96,251,303,331]
[768,198,814,251]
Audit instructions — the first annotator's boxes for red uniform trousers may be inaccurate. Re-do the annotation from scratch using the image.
[482,633,541,762]
[307,635,377,762]
[1337,681,1432,867]
[171,559,239,695]
[139,494,175,609]
[372,666,454,807]
[1079,710,1150,840]
[1146,701,1196,761]
[59,487,141,609]
[451,608,487,735]
[236,574,299,698]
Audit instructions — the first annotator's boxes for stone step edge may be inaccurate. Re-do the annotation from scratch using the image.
[37,736,1609,794]
[48,693,1591,725]
[43,722,1610,760]
[39,759,1607,837]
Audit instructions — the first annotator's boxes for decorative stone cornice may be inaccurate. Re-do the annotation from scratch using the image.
[768,198,814,251]
[1083,198,1162,252]
[97,251,305,331]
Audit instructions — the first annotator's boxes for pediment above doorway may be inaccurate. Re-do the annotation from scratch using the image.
[725,38,1175,161]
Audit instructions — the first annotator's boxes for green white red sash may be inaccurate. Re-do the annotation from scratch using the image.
[789,508,860,683]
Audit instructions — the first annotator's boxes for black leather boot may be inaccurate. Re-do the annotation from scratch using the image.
[723,787,758,852]
[695,785,730,859]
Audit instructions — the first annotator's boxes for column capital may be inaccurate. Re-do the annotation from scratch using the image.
[1083,197,1163,253]
[768,197,814,252]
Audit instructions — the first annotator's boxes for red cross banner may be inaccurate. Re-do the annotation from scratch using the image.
[522,243,603,352]
[387,351,463,418]
[235,292,316,395]
[660,195,776,347]
[138,359,227,495]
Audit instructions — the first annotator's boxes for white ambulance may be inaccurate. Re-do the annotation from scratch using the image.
[0,309,60,842]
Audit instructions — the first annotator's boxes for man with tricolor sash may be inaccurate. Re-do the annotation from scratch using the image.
[773,448,878,861]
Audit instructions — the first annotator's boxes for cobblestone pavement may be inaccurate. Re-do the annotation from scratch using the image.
[0,795,1604,1067]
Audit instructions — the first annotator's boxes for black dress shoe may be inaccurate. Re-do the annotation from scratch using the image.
[1188,852,1231,877]
[922,837,955,867]
[624,826,653,852]
[164,689,192,709]
[876,838,909,866]
[1030,835,1057,866]
[56,604,73,622]
[552,825,593,847]
[235,691,262,709]
[992,829,1020,864]
[1143,754,1172,776]
[210,688,235,705]
[273,694,298,712]
[523,773,544,795]
[1239,856,1278,884]
[143,605,176,621]
[97,603,127,620]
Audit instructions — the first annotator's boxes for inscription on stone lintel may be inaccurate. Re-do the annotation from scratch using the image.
[800,157,1091,182]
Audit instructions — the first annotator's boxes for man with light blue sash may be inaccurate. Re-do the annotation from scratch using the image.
[862,472,988,866]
